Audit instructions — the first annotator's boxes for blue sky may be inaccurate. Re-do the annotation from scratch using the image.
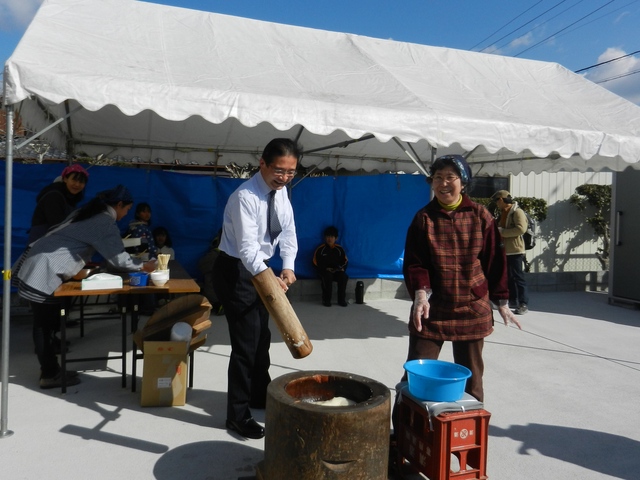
[2,0,639,104]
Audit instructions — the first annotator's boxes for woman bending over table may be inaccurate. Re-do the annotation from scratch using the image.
[14,185,156,389]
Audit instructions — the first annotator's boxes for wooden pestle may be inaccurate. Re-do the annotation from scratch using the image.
[251,268,313,359]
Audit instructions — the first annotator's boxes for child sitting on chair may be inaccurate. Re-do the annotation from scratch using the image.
[153,226,175,260]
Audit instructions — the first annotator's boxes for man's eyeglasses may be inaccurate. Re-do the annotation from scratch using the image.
[270,166,297,177]
[431,175,459,183]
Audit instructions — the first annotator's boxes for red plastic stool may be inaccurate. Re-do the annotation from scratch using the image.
[396,386,491,479]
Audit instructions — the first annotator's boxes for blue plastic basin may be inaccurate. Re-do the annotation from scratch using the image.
[403,359,472,402]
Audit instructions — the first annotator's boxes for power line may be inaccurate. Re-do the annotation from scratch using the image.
[479,1,640,80]
[498,0,592,54]
[474,0,638,66]
[514,0,617,57]
[469,1,545,51]
[575,50,640,73]
[468,2,640,95]
[547,0,640,45]
[477,0,571,53]
[595,68,640,83]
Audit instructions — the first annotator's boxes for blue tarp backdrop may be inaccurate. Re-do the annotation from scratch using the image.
[2,163,431,283]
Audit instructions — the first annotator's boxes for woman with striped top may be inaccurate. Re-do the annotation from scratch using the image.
[14,185,157,389]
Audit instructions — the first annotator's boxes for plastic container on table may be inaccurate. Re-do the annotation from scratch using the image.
[129,272,150,286]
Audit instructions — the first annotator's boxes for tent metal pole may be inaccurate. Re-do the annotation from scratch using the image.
[392,137,429,176]
[1,94,15,437]
[429,146,436,200]
[302,134,375,155]
[14,104,82,151]
[290,160,326,189]
[294,126,305,143]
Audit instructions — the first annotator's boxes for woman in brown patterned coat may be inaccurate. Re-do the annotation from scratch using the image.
[402,155,521,402]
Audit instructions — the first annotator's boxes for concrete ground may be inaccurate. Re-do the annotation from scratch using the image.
[1,290,639,479]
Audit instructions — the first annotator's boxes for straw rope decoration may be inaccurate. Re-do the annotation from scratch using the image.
[157,254,171,271]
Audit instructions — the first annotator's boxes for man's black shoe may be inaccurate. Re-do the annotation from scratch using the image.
[226,417,265,439]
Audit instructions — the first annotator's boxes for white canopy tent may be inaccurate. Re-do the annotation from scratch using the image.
[3,0,640,434]
[3,0,640,175]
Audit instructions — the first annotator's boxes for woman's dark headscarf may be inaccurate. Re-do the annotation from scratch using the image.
[427,155,473,193]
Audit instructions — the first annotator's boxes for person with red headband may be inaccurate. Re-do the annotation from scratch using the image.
[26,164,90,354]
[28,163,89,244]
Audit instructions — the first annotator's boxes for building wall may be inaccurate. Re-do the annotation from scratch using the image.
[510,171,612,274]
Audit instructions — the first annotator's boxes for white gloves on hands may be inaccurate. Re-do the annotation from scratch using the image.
[412,289,432,332]
[498,300,522,329]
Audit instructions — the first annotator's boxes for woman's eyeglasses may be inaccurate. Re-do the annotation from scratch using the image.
[431,175,459,183]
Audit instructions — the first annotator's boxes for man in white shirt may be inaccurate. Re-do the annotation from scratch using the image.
[213,138,300,439]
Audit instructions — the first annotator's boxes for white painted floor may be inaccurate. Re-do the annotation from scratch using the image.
[1,291,639,479]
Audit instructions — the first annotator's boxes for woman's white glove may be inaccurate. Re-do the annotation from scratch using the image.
[412,289,431,332]
[497,299,522,329]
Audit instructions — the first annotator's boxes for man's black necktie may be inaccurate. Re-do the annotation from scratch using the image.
[268,190,282,241]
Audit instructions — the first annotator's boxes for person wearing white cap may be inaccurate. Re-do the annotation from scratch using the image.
[491,190,530,315]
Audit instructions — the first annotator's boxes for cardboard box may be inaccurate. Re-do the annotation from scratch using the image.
[135,295,212,406]
[141,341,189,407]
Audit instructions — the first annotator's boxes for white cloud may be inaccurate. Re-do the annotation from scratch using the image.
[0,0,43,31]
[476,28,538,56]
[509,32,534,49]
[481,44,502,55]
[586,47,640,105]
[614,11,630,24]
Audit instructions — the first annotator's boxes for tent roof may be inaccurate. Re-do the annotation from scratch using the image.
[4,0,640,174]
